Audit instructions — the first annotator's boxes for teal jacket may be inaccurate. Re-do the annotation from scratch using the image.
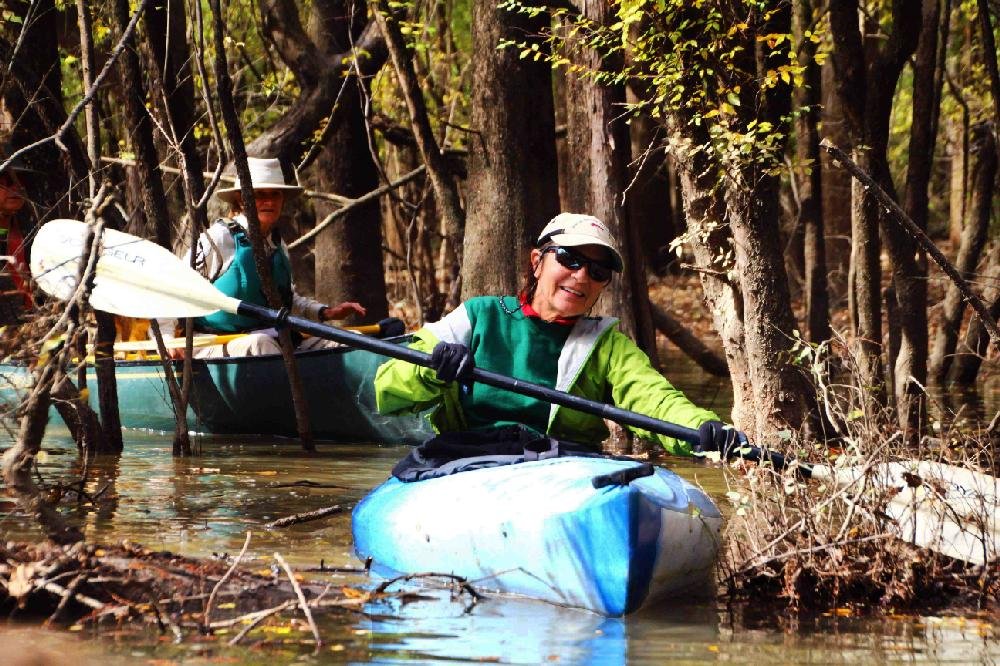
[193,221,293,333]
[375,296,719,456]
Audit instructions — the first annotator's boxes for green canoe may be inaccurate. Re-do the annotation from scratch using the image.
[0,339,433,444]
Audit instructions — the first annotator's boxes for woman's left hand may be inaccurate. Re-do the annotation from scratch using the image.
[695,420,747,454]
[322,302,367,320]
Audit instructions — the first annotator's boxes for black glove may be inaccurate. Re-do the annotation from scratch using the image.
[696,420,746,455]
[377,317,406,338]
[430,341,475,383]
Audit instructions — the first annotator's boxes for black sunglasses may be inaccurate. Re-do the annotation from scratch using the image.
[542,246,615,282]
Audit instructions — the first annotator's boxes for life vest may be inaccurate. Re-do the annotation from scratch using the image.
[0,223,33,326]
[193,221,293,333]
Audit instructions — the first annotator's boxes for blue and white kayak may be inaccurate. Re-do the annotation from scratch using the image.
[352,456,722,616]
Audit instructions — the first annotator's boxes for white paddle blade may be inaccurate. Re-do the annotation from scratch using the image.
[812,461,999,565]
[31,219,241,319]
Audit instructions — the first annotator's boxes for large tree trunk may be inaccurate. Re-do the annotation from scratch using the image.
[627,100,676,275]
[462,0,560,297]
[664,3,812,438]
[560,0,655,354]
[675,160,751,427]
[930,123,997,383]
[307,0,388,321]
[727,3,812,437]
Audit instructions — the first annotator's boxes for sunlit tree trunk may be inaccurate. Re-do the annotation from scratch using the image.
[668,2,812,438]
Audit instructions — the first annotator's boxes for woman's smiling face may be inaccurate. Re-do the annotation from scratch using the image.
[529,244,613,321]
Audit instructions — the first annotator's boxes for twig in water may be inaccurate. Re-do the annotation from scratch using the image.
[203,530,252,630]
[265,505,342,529]
[226,600,297,645]
[274,552,322,647]
[43,573,86,627]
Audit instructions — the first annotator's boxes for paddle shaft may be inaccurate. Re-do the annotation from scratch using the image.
[236,302,795,469]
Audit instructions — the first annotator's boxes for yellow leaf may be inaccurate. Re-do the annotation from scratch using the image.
[217,602,236,609]
[341,587,369,599]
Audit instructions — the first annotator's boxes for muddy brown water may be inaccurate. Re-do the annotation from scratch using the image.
[0,356,997,663]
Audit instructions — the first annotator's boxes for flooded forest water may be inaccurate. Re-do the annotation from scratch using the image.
[0,353,997,664]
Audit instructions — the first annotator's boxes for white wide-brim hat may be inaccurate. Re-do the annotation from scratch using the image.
[536,212,624,272]
[215,157,303,203]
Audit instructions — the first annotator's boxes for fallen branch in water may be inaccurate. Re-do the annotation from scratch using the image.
[265,505,343,528]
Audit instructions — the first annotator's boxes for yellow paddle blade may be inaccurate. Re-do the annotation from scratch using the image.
[31,219,241,319]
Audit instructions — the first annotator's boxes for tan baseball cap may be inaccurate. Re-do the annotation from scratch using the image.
[536,213,623,271]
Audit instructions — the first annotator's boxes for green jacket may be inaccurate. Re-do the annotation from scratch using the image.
[375,296,719,456]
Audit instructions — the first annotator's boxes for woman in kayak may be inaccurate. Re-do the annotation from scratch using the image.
[375,212,742,456]
[157,157,365,358]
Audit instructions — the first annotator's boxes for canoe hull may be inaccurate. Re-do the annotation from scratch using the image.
[352,457,723,615]
[0,342,433,444]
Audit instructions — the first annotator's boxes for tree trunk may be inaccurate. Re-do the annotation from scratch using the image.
[307,0,388,321]
[930,123,997,384]
[890,0,943,432]
[675,161,750,426]
[559,0,655,355]
[829,1,921,418]
[819,59,852,294]
[113,0,172,249]
[462,0,560,297]
[3,0,85,217]
[1,364,84,545]
[145,0,211,456]
[627,99,676,275]
[952,246,1000,386]
[794,0,829,343]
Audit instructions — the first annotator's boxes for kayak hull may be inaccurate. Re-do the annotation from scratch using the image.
[0,341,433,444]
[352,457,722,615]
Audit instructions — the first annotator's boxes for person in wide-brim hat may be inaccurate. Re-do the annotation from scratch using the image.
[214,157,303,204]
[156,155,365,360]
